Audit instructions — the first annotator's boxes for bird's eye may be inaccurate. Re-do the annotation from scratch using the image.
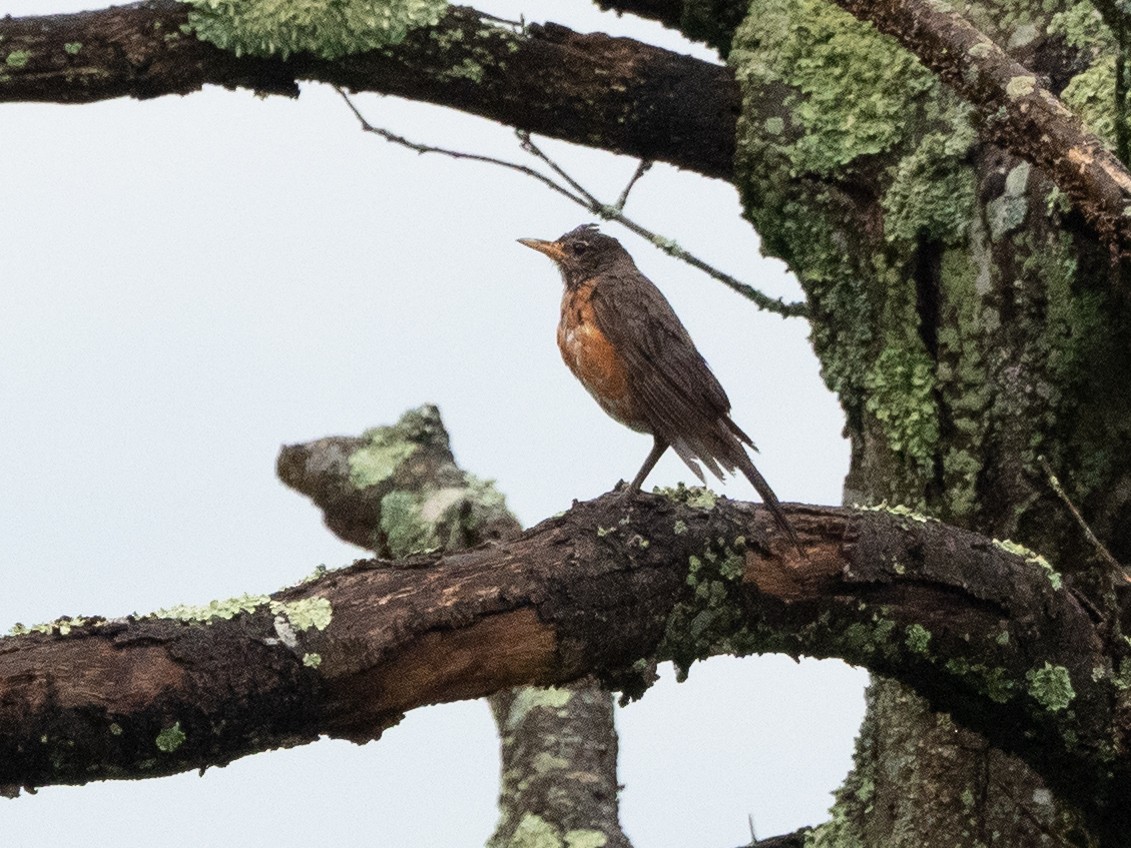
[570,241,588,255]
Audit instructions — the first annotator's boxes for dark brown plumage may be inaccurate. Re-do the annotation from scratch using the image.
[519,223,800,551]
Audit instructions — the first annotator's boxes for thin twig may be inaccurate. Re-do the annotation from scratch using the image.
[1039,456,1128,580]
[337,89,807,318]
[335,88,590,209]
[616,160,652,211]
[517,133,806,317]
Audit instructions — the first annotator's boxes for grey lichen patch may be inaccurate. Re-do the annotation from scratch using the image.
[185,0,449,60]
[348,429,419,489]
[157,593,270,623]
[993,539,1062,589]
[1026,662,1075,712]
[987,162,1031,239]
[270,597,332,631]
[155,722,186,753]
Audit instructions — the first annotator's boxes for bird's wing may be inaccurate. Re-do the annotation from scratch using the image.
[589,269,735,449]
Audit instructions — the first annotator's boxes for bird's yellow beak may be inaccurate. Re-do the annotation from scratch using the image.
[518,237,566,263]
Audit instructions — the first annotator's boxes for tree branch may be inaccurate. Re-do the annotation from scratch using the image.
[826,0,1131,256]
[2,492,1127,839]
[0,1,739,180]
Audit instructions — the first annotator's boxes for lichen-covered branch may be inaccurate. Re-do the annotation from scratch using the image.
[826,0,1131,255]
[0,1,738,179]
[275,406,633,848]
[2,493,1129,841]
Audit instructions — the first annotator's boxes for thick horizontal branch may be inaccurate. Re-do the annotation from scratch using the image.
[0,492,1127,836]
[0,1,738,179]
[828,0,1131,255]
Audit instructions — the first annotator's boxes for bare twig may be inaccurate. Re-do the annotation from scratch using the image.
[616,160,652,211]
[337,89,807,318]
[1039,456,1128,579]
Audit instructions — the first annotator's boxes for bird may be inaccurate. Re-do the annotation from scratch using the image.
[518,223,800,551]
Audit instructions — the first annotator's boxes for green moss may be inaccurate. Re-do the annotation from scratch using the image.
[185,0,448,60]
[905,623,932,655]
[1026,662,1075,712]
[155,722,186,753]
[63,42,82,55]
[5,50,30,68]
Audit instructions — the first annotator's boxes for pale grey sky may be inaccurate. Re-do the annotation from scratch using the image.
[0,2,865,845]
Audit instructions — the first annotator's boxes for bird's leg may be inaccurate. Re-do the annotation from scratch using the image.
[623,437,669,497]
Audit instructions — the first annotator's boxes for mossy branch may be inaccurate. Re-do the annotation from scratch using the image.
[827,0,1131,256]
[2,491,1129,843]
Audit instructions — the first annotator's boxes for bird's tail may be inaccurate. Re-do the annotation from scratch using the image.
[734,451,803,555]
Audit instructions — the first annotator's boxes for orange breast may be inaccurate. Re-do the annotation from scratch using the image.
[558,281,647,432]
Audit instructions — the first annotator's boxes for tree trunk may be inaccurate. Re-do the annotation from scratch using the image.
[727,0,1131,842]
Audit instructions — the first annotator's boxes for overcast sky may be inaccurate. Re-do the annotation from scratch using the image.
[0,2,866,845]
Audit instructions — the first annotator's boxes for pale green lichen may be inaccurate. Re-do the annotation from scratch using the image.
[270,597,332,631]
[993,539,1062,589]
[380,489,439,555]
[155,722,186,753]
[185,0,448,60]
[905,623,932,655]
[882,123,977,245]
[8,616,91,637]
[5,50,30,68]
[302,652,322,668]
[1026,662,1075,712]
[655,483,718,510]
[1061,59,1122,147]
[565,830,608,848]
[854,501,934,522]
[109,722,123,736]
[349,429,419,488]
[730,0,935,175]
[504,687,572,731]
[157,593,269,623]
[63,42,82,55]
[1005,75,1036,98]
[673,520,689,535]
[862,346,940,475]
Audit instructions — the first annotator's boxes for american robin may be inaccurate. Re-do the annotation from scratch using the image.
[519,223,800,550]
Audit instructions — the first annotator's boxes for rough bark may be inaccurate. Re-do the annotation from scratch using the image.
[726,0,1131,841]
[0,1,738,180]
[2,493,1129,842]
[274,406,632,848]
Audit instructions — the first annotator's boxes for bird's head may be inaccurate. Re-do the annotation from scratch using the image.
[518,224,629,287]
